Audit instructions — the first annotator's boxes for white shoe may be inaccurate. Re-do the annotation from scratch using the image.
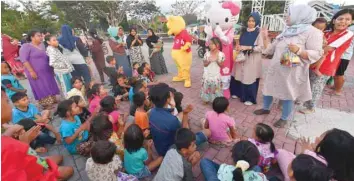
[232,95,238,99]
[244,101,254,106]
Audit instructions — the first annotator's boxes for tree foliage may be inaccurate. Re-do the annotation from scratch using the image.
[170,0,205,16]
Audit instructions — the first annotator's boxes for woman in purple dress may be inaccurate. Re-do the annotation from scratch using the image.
[19,30,60,108]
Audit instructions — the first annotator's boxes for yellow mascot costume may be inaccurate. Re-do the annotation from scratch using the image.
[166,16,192,88]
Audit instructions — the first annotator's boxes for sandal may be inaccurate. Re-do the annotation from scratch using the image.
[273,119,287,128]
[254,109,270,115]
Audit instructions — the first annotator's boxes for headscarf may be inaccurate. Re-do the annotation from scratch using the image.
[58,24,77,51]
[126,28,141,49]
[276,4,317,39]
[146,28,160,49]
[239,12,261,46]
[107,27,119,42]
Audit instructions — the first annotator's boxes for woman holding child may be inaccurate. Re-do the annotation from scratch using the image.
[230,12,264,106]
[107,27,132,77]
[253,5,324,128]
[19,30,60,108]
[146,28,168,75]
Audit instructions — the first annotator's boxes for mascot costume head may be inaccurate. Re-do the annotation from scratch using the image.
[167,16,193,88]
[205,1,241,99]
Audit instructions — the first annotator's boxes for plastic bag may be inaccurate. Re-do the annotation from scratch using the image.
[280,48,301,67]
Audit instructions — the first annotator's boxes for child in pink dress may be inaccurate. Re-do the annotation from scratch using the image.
[203,97,238,146]
[248,123,277,173]
[100,96,124,136]
[88,84,108,113]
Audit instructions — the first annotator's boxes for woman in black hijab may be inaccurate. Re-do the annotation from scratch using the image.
[146,28,168,75]
[126,28,145,65]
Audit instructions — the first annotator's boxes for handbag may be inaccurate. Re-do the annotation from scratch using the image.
[280,48,301,67]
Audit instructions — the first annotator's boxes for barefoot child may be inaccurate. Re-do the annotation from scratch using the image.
[201,37,224,104]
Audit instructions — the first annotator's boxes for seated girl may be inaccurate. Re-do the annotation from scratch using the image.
[69,95,91,123]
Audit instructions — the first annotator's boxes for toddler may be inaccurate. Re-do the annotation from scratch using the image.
[45,35,74,97]
[132,62,140,77]
[249,123,277,173]
[87,83,108,113]
[201,37,224,104]
[141,62,155,82]
[16,118,60,153]
[124,124,163,179]
[288,154,332,181]
[200,140,267,181]
[57,99,89,154]
[67,77,87,105]
[69,95,90,123]
[86,140,122,181]
[100,96,123,134]
[1,61,26,98]
[311,17,328,76]
[204,97,237,146]
[11,92,51,124]
[112,74,130,99]
[154,128,201,181]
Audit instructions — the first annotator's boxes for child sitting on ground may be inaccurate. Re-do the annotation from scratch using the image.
[112,74,130,100]
[67,77,87,105]
[103,56,119,86]
[16,118,60,153]
[249,123,277,173]
[11,92,51,124]
[100,96,123,135]
[204,97,238,146]
[87,83,108,113]
[1,61,26,98]
[57,99,90,155]
[141,62,155,82]
[154,128,202,181]
[133,92,150,138]
[288,154,332,181]
[132,62,140,77]
[174,92,184,113]
[137,66,159,87]
[86,140,123,181]
[69,95,90,123]
[200,140,267,181]
[124,124,163,179]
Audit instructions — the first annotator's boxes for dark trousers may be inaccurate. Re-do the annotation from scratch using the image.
[30,130,56,149]
[71,64,92,87]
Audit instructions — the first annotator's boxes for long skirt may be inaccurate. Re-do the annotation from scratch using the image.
[230,76,260,104]
[114,52,132,77]
[200,78,223,103]
[149,48,168,75]
[55,72,72,98]
[129,46,145,65]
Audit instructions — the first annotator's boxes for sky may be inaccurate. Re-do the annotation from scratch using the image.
[156,0,354,13]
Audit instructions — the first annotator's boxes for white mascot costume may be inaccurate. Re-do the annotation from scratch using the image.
[205,1,241,99]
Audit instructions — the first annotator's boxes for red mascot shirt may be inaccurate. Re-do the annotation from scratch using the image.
[172,29,192,52]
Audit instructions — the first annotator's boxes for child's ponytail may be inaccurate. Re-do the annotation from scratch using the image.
[232,168,244,181]
[232,160,249,181]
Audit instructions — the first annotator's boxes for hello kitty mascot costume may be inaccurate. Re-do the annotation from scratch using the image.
[205,1,241,99]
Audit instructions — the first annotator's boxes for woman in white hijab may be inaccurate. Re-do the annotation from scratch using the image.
[254,4,324,128]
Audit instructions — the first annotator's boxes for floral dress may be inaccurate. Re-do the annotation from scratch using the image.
[201,51,225,102]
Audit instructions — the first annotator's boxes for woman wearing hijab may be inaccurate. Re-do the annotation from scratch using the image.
[19,30,60,108]
[126,28,145,65]
[107,27,132,77]
[146,28,168,75]
[88,28,106,83]
[58,25,91,87]
[230,12,263,106]
[301,9,353,114]
[1,34,25,79]
[253,5,324,128]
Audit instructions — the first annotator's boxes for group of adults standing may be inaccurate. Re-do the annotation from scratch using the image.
[10,24,168,109]
[231,5,353,128]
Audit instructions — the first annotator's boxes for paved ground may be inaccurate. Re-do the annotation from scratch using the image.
[20,42,354,181]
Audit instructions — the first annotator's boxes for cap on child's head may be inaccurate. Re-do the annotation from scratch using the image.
[105,56,114,64]
[212,97,229,114]
[11,92,28,103]
[175,128,196,150]
[91,140,117,164]
[17,118,36,131]
[133,91,146,107]
[291,154,332,181]
[137,66,145,75]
